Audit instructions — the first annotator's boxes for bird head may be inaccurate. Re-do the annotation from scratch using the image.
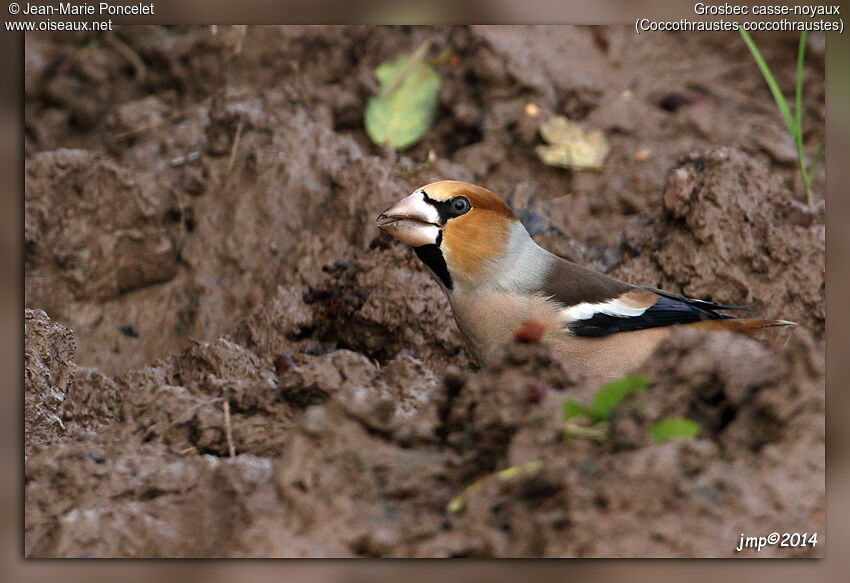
[377,181,529,292]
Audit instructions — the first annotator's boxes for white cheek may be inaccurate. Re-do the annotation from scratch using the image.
[418,194,441,224]
[382,220,440,247]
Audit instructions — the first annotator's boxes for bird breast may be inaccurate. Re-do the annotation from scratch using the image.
[448,288,564,366]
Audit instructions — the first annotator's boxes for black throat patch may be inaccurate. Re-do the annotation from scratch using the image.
[414,242,452,291]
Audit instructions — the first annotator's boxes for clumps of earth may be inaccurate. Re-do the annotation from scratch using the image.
[25,26,824,557]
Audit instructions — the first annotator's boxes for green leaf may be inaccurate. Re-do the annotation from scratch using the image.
[562,399,594,421]
[364,54,440,150]
[590,374,651,420]
[650,417,700,442]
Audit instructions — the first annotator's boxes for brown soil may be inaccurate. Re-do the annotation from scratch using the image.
[24,25,825,557]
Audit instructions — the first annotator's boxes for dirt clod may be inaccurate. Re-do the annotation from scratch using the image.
[25,309,76,457]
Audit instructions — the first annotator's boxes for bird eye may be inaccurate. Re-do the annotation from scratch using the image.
[452,197,470,214]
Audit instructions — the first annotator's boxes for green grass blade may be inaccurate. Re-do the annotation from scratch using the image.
[738,26,795,135]
[795,31,810,189]
[795,31,807,138]
[740,27,814,209]
[810,142,825,174]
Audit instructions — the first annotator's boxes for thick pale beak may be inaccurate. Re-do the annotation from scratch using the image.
[376,192,441,247]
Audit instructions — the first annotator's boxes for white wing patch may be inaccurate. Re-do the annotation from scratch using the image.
[560,298,650,323]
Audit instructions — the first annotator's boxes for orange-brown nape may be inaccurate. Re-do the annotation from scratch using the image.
[420,181,517,282]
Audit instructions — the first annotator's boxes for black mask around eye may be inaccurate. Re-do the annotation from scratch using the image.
[422,192,472,225]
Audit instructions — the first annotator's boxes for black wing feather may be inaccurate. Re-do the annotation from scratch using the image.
[568,295,733,337]
[643,286,756,313]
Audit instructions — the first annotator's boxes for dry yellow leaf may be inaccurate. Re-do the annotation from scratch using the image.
[536,116,609,171]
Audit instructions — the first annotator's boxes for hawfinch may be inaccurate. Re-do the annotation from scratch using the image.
[377,181,793,380]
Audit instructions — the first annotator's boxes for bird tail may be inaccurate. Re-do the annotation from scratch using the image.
[689,318,797,334]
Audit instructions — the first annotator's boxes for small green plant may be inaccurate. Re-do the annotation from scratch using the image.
[562,374,651,441]
[649,417,701,442]
[364,40,441,150]
[562,376,702,443]
[738,27,823,211]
